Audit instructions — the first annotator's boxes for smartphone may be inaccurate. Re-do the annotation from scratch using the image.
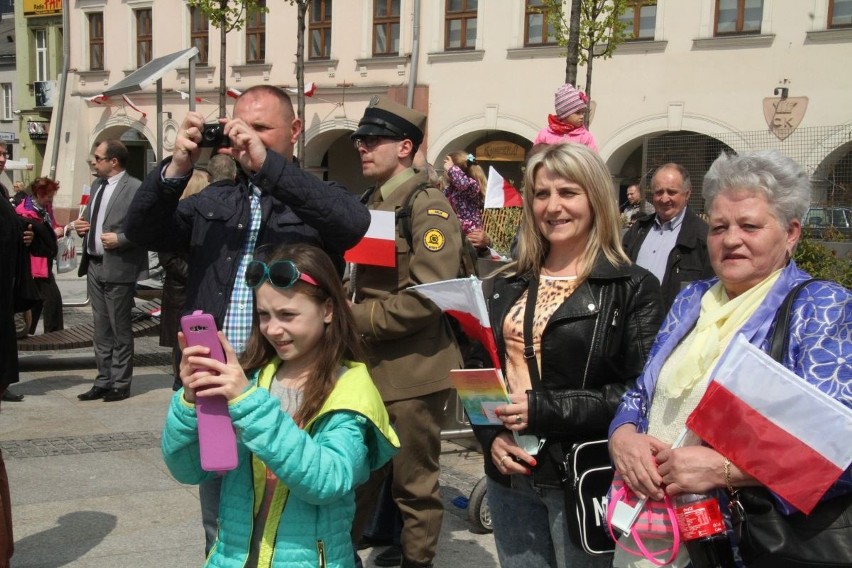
[180,310,238,472]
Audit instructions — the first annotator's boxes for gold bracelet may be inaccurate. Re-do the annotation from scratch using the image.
[723,457,735,494]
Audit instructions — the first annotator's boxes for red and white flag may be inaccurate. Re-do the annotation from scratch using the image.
[686,335,852,514]
[484,166,523,209]
[177,90,203,103]
[410,277,500,369]
[286,82,317,98]
[226,87,242,99]
[344,210,396,268]
[85,94,109,105]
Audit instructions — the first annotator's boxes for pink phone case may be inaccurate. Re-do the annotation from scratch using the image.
[180,310,238,472]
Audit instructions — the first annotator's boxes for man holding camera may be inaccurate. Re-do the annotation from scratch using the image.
[125,85,370,554]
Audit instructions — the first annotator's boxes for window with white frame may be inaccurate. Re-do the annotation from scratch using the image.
[445,0,478,51]
[715,0,763,35]
[1,84,12,121]
[309,0,332,59]
[246,0,267,64]
[525,0,558,47]
[35,29,48,82]
[88,12,104,70]
[829,0,852,28]
[373,0,400,56]
[620,1,657,40]
[136,8,153,67]
[190,6,209,65]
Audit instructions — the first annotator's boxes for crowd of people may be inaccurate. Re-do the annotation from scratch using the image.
[2,82,849,568]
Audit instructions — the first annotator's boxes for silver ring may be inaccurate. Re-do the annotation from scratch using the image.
[515,414,523,425]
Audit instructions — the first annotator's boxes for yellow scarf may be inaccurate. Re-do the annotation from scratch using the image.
[662,269,782,398]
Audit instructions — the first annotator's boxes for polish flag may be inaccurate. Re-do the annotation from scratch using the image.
[484,166,523,209]
[344,210,396,268]
[122,94,146,117]
[287,82,317,98]
[177,90,203,103]
[686,335,852,514]
[410,277,500,369]
[85,94,109,104]
[226,87,242,99]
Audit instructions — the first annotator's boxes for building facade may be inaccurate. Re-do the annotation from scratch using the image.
[41,0,852,225]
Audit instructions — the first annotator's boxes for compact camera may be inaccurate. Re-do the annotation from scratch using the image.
[199,123,230,148]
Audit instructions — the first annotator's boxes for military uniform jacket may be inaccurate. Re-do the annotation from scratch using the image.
[350,168,463,402]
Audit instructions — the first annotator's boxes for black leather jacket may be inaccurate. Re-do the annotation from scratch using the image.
[474,255,664,487]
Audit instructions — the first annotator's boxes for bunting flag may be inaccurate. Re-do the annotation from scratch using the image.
[686,335,852,514]
[410,277,501,370]
[84,94,109,105]
[226,87,242,99]
[484,166,523,209]
[121,95,146,118]
[344,210,396,268]
[176,90,203,103]
[286,82,317,98]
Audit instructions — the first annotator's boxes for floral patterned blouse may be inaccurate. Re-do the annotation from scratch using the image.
[443,165,484,235]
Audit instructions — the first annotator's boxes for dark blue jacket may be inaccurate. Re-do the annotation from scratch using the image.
[126,151,369,327]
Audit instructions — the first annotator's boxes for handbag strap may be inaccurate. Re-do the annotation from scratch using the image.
[522,275,543,389]
[768,278,820,362]
[606,480,681,566]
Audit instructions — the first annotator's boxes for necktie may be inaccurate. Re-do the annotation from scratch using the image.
[87,178,108,255]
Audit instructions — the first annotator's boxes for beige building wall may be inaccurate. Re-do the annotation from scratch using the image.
[47,0,852,222]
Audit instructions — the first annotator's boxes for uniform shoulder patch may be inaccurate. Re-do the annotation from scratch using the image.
[423,229,445,251]
[426,208,449,219]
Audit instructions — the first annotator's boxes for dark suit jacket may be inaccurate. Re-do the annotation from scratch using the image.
[78,172,148,283]
[622,208,714,310]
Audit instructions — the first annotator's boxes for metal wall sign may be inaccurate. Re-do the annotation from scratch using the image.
[24,0,62,17]
[763,96,809,141]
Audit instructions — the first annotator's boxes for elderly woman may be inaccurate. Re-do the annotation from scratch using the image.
[474,143,665,568]
[608,150,852,567]
[16,177,64,334]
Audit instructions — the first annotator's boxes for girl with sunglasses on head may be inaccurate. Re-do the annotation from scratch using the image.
[162,243,399,568]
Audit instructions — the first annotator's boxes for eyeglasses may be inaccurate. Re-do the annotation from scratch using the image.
[245,260,319,289]
[93,155,111,162]
[353,136,402,151]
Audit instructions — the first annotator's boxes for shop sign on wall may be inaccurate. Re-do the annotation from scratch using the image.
[24,0,63,17]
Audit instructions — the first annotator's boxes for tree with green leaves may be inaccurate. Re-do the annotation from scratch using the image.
[185,0,268,118]
[540,0,629,103]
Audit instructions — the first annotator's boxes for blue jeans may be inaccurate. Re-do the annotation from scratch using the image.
[488,476,612,568]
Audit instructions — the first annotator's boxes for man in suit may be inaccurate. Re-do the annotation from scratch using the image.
[622,163,713,310]
[75,139,148,402]
[349,96,464,568]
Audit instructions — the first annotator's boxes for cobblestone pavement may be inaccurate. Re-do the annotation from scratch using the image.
[6,304,498,567]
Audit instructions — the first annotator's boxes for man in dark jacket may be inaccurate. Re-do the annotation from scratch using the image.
[622,163,714,310]
[1,197,54,565]
[125,85,370,555]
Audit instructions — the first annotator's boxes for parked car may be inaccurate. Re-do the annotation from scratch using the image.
[803,207,852,239]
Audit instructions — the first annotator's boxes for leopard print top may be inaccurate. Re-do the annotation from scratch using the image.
[503,275,580,394]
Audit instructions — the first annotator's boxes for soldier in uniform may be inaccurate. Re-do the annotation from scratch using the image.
[349,96,464,568]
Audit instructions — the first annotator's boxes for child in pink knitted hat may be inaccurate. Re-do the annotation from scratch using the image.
[534,83,598,151]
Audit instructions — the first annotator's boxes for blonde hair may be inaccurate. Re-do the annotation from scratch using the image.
[182,170,211,200]
[512,143,628,280]
[447,150,487,196]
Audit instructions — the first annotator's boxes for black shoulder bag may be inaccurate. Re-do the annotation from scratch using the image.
[732,279,852,568]
[522,276,615,556]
